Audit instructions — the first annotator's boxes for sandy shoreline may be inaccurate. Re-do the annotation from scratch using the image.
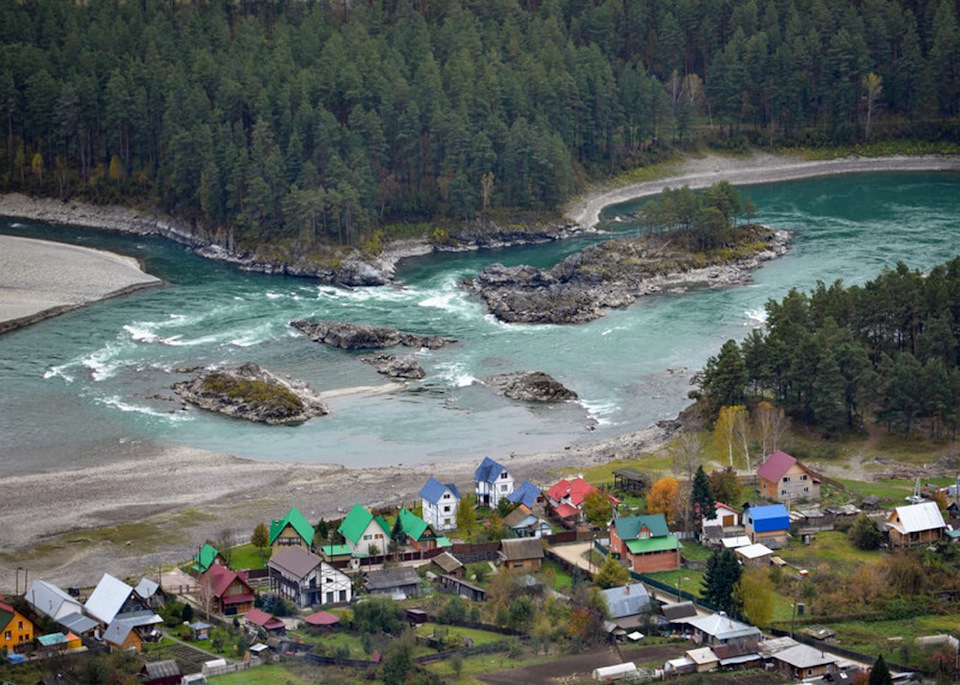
[2,151,959,591]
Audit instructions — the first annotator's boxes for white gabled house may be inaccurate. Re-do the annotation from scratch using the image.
[267,546,352,607]
[475,456,514,509]
[420,476,461,532]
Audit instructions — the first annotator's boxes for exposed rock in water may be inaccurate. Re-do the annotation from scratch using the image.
[483,371,578,402]
[471,226,790,324]
[290,320,456,350]
[360,353,426,379]
[172,362,328,425]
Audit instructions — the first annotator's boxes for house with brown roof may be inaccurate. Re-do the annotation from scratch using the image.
[267,546,352,607]
[430,551,465,579]
[499,538,544,572]
[886,501,947,547]
[502,504,552,539]
[244,608,286,636]
[757,450,821,503]
[198,564,255,615]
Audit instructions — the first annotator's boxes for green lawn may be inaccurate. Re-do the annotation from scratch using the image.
[228,543,269,570]
[210,663,314,684]
[418,621,507,646]
[776,530,883,575]
[826,614,960,667]
[644,568,705,600]
[540,559,573,590]
[679,540,712,562]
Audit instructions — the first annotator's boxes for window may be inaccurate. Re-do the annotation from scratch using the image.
[500,472,508,479]
[513,562,523,568]
[442,493,450,499]
[500,484,508,492]
[326,576,333,583]
[782,476,791,483]
[363,534,371,541]
[326,592,334,603]
[444,518,451,525]
[800,474,808,481]
[339,590,347,602]
[3,631,9,641]
[17,621,22,630]
[443,505,451,513]
[781,489,787,495]
[803,487,809,493]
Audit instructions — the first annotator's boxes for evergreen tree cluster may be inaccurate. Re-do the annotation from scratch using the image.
[3,0,960,250]
[697,258,960,436]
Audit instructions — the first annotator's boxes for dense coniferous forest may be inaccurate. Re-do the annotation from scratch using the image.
[2,0,960,250]
[696,259,960,438]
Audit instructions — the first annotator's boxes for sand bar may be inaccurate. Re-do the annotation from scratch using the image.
[0,234,161,333]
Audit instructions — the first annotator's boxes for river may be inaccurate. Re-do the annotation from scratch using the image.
[1,171,958,477]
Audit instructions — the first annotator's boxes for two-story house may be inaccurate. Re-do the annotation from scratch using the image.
[757,450,821,503]
[475,456,515,509]
[0,599,34,654]
[267,545,352,607]
[338,503,390,556]
[420,477,460,532]
[743,504,791,547]
[609,513,681,573]
[269,506,315,553]
[198,564,255,615]
[396,507,440,552]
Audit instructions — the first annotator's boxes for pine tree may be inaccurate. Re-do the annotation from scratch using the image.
[691,466,716,522]
[869,654,892,685]
[701,548,742,612]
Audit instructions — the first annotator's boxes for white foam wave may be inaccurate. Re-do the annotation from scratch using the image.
[230,323,275,347]
[44,363,75,382]
[600,325,627,336]
[11,222,24,227]
[579,398,618,426]
[266,292,285,300]
[744,307,768,327]
[159,333,222,347]
[96,395,193,421]
[123,323,158,343]
[82,344,127,381]
[433,362,478,388]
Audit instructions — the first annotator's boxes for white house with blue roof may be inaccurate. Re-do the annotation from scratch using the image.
[420,476,461,532]
[474,456,514,509]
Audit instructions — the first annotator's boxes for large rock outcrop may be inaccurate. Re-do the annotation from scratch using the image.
[472,226,789,324]
[172,362,328,425]
[360,353,426,379]
[291,320,456,350]
[483,371,578,403]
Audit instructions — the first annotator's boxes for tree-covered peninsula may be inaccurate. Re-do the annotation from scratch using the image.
[2,0,959,258]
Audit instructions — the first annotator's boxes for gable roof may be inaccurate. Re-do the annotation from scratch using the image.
[135,578,160,599]
[431,551,464,574]
[499,538,544,561]
[613,513,670,540]
[267,546,324,580]
[420,477,461,504]
[745,504,790,532]
[662,602,698,622]
[757,450,798,482]
[772,643,839,669]
[269,506,315,547]
[555,502,580,519]
[507,480,542,507]
[364,567,420,591]
[244,609,285,631]
[193,543,222,573]
[201,563,252,599]
[475,456,508,484]
[600,584,651,619]
[888,501,947,534]
[338,503,387,545]
[503,504,535,529]
[546,477,601,506]
[84,573,136,624]
[688,613,760,641]
[26,580,82,619]
[143,660,181,678]
[715,502,740,514]
[0,602,14,632]
[398,507,433,541]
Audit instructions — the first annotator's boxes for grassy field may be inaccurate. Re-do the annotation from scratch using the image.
[228,543,269,570]
[210,663,323,684]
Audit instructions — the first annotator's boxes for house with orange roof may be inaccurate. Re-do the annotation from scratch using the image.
[757,450,821,503]
[199,564,255,615]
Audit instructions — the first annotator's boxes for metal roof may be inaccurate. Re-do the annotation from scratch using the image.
[735,543,773,559]
[507,480,542,507]
[135,578,160,599]
[58,612,98,635]
[721,535,752,548]
[613,514,670,540]
[888,501,946,534]
[757,449,797,482]
[267,546,324,580]
[269,506,315,547]
[419,476,461,504]
[745,504,790,532]
[600,584,651,619]
[688,613,760,641]
[475,456,507,484]
[364,567,420,591]
[772,643,839,669]
[26,580,82,620]
[625,536,681,555]
[338,503,388,545]
[84,573,135,624]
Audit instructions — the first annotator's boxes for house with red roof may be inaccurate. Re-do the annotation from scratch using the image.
[757,450,821,503]
[546,476,617,525]
[244,608,286,636]
[199,564,255,615]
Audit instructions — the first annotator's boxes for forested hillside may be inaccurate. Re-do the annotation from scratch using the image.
[3,0,959,250]
[696,259,960,438]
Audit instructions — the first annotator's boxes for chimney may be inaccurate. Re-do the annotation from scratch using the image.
[625,585,630,595]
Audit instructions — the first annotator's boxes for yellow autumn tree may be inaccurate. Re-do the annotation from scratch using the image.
[733,567,775,628]
[713,405,746,469]
[647,476,679,523]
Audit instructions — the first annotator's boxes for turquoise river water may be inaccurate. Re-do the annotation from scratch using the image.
[1,172,959,476]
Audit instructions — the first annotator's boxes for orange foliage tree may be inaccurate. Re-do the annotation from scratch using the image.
[647,477,680,522]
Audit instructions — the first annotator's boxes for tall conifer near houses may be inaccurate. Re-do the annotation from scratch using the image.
[701,548,742,613]
[691,466,716,522]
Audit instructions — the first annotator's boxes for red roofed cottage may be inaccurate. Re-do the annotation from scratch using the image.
[757,450,821,503]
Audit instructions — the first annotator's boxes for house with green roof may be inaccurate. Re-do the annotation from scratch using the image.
[396,508,441,552]
[270,506,315,553]
[193,543,226,574]
[608,513,681,573]
[338,503,390,556]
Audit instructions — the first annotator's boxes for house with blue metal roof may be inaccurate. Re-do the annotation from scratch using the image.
[420,476,461,532]
[474,456,514,509]
[506,480,543,510]
[743,504,790,547]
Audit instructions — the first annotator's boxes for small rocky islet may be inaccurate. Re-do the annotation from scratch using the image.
[471,224,789,324]
[481,371,578,403]
[290,319,457,350]
[172,362,329,425]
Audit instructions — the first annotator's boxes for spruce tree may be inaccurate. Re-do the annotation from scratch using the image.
[701,548,742,613]
[691,465,716,521]
[868,654,892,685]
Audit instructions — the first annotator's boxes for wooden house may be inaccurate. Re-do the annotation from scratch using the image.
[140,659,182,685]
[498,538,544,572]
[886,501,946,547]
[397,507,440,552]
[502,504,552,539]
[363,567,420,599]
[757,450,821,503]
[430,551,465,579]
[0,599,34,654]
[743,504,790,547]
[546,476,616,525]
[244,609,286,636]
[198,564,255,615]
[192,543,226,574]
[269,506,315,553]
[267,545,352,607]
